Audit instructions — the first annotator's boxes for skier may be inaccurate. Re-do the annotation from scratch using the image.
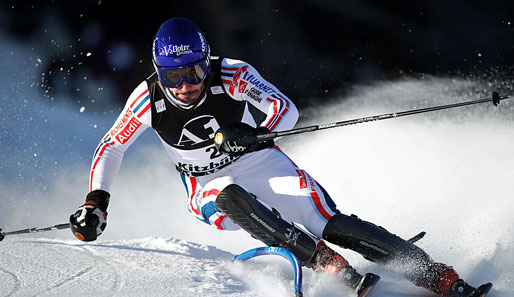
[70,17,491,297]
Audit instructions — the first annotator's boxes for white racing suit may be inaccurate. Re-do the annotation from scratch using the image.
[88,57,475,296]
[89,56,339,238]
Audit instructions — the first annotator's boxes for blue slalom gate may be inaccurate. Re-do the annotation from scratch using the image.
[234,247,303,297]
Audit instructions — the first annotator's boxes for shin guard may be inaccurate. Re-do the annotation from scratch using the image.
[322,213,432,280]
[215,184,317,265]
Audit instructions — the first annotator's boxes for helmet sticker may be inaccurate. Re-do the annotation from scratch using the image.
[160,44,193,57]
[198,31,206,52]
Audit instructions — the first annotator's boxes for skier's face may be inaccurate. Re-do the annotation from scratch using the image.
[170,81,205,104]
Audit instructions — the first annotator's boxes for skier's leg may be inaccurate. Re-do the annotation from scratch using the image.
[219,149,488,296]
[215,183,380,295]
[182,174,240,230]
[233,148,340,239]
[321,212,481,296]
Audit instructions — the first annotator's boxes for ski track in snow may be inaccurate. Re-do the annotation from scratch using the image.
[0,266,22,297]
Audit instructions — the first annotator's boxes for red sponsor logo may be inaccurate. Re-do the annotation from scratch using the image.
[110,109,133,137]
[296,169,308,189]
[238,81,248,93]
[115,117,141,144]
[228,65,248,95]
[308,175,316,192]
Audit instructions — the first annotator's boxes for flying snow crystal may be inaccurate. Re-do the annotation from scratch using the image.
[86,52,92,57]
[79,106,85,113]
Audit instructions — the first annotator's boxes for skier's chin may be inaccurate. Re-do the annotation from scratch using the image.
[176,91,200,104]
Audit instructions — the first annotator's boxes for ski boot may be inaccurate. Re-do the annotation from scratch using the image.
[416,262,493,297]
[450,280,493,297]
[311,241,380,297]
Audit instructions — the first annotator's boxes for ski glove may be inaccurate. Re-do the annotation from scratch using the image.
[214,122,274,156]
[69,190,110,241]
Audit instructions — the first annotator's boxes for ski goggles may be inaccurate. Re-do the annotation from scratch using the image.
[157,59,210,89]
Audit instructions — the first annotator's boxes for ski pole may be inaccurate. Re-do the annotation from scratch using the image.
[0,223,70,241]
[256,91,510,141]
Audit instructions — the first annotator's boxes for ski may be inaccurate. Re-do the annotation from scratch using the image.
[469,283,493,297]
[356,273,381,297]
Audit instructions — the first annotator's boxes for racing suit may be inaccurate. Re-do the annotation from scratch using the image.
[89,56,339,237]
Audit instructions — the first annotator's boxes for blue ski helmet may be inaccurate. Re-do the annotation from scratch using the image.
[152,17,211,88]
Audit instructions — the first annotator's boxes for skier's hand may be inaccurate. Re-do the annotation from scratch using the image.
[214,123,274,156]
[70,190,110,241]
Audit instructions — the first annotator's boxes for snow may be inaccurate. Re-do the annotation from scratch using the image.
[0,237,249,297]
[1,33,514,296]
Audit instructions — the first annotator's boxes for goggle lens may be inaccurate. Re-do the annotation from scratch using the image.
[159,60,209,88]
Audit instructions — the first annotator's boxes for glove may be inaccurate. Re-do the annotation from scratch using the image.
[70,190,110,241]
[214,122,274,156]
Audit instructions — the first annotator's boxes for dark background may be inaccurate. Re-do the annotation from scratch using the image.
[2,0,513,109]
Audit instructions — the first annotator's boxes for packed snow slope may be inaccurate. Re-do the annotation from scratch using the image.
[1,38,513,296]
